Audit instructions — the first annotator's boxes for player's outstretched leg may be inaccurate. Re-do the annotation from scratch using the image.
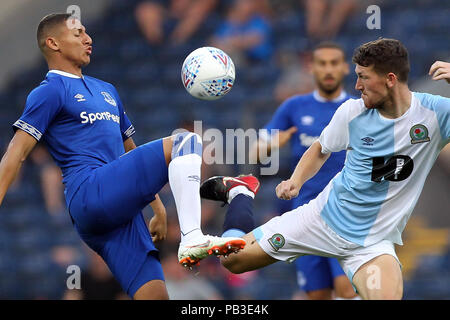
[200,175,277,273]
[167,132,246,269]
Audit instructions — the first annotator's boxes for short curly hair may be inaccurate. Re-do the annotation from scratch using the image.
[352,38,410,82]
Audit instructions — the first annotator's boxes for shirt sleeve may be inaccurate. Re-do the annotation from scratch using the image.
[319,100,353,154]
[434,95,450,145]
[12,82,63,141]
[110,85,135,141]
[414,92,450,146]
[261,99,293,142]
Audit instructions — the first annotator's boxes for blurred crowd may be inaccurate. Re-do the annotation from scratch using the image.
[0,0,449,299]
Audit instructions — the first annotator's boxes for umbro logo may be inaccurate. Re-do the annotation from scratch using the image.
[74,93,86,102]
[188,175,200,183]
[361,136,374,146]
[301,115,314,126]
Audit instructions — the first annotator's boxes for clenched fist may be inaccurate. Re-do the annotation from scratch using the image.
[276,179,301,200]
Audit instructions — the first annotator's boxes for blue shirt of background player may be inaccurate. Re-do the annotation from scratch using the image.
[12,70,135,209]
[264,91,353,210]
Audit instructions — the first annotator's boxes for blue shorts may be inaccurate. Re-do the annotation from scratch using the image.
[69,139,168,297]
[295,256,345,292]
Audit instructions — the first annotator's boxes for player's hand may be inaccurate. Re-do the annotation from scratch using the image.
[429,61,450,84]
[272,126,298,149]
[149,195,167,242]
[276,179,300,200]
[149,212,167,243]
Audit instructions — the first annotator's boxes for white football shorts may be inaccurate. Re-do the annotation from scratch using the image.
[252,200,401,287]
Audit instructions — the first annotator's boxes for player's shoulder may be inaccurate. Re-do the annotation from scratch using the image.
[85,75,121,99]
[280,93,315,108]
[336,97,366,116]
[84,75,116,90]
[27,75,65,101]
[413,91,450,112]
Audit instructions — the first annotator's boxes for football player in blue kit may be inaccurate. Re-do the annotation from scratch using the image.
[250,42,357,299]
[0,13,245,299]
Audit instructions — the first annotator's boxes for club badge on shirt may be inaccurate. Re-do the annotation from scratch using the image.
[101,91,117,107]
[410,124,430,144]
[268,233,285,251]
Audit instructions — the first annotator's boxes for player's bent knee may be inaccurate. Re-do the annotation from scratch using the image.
[220,233,276,274]
[171,131,202,160]
[221,256,248,274]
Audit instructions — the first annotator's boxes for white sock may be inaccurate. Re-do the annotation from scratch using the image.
[168,153,204,244]
[228,185,255,203]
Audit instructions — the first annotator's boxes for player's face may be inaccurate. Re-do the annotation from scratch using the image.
[311,48,349,95]
[355,64,389,109]
[57,20,93,67]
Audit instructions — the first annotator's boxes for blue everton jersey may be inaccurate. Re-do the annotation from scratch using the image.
[13,70,135,207]
[264,91,353,208]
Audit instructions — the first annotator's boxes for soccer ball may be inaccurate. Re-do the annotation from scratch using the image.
[181,47,235,100]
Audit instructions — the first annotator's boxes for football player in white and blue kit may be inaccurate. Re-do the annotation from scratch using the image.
[0,13,245,299]
[201,38,450,299]
[253,42,357,299]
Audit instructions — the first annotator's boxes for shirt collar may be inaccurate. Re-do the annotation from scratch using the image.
[47,69,83,79]
[313,90,347,103]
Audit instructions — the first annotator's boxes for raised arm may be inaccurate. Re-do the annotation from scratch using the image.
[276,140,330,200]
[0,130,38,206]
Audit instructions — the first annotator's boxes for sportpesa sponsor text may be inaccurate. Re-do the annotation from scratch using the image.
[80,111,120,124]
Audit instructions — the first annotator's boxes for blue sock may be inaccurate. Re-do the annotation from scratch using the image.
[222,194,255,237]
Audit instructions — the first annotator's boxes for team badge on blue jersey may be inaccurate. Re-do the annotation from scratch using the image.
[268,233,285,251]
[101,91,117,107]
[410,124,430,144]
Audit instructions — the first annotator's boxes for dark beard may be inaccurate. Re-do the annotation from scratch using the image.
[317,81,341,96]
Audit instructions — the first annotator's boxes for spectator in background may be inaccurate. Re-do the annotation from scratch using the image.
[135,0,218,45]
[210,0,273,65]
[63,246,129,300]
[303,0,357,40]
[273,50,315,103]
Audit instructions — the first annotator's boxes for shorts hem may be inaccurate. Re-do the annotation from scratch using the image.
[127,250,164,298]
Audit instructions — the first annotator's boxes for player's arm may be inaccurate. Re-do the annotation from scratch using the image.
[0,130,38,206]
[276,140,330,200]
[250,99,298,163]
[276,99,353,200]
[123,137,167,242]
[123,136,137,153]
[249,126,298,163]
[429,61,450,83]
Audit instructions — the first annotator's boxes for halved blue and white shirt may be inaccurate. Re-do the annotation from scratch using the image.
[314,92,449,247]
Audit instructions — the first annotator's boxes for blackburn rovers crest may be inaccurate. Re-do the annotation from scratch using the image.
[268,233,285,251]
[410,124,430,144]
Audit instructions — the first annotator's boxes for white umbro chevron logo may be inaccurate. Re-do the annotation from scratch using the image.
[74,93,86,102]
[301,115,314,126]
